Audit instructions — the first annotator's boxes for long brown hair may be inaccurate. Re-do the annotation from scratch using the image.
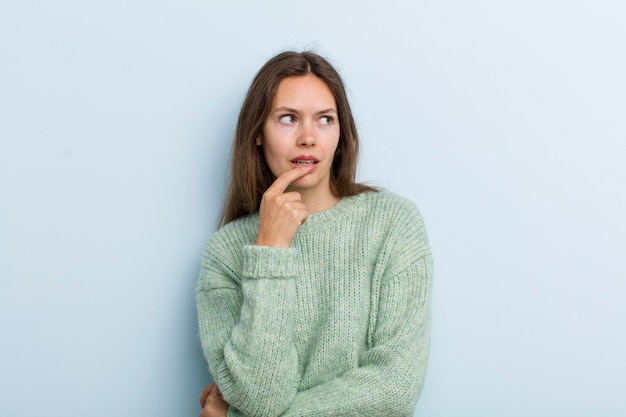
[220,51,376,226]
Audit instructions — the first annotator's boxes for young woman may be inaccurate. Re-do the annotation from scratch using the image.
[196,51,432,417]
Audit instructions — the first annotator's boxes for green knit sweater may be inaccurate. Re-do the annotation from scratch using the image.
[196,191,432,417]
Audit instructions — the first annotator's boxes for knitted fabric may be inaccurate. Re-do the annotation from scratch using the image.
[196,191,433,417]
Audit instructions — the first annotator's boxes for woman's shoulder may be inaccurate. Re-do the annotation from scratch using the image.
[360,190,424,221]
[203,214,259,256]
[360,191,429,250]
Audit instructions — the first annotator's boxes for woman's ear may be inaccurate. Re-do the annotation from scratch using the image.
[256,135,262,146]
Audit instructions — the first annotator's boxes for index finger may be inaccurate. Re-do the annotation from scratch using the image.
[267,166,311,194]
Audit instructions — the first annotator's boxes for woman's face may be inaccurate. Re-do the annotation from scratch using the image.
[258,74,340,197]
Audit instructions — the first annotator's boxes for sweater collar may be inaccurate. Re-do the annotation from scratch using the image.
[296,192,367,233]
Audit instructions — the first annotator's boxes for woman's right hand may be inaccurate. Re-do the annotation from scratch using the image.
[256,167,312,248]
[199,383,229,417]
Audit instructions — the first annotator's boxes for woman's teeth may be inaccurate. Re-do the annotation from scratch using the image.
[293,160,317,165]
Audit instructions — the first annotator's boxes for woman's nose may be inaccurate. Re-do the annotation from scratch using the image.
[297,122,315,147]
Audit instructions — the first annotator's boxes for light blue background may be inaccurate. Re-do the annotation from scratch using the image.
[1,1,625,416]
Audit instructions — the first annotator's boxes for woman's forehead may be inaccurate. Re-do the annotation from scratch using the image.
[271,74,336,111]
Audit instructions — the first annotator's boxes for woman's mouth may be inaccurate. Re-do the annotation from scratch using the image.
[291,160,318,166]
[291,157,319,167]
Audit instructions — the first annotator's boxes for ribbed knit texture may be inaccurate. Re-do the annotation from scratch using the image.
[196,192,433,417]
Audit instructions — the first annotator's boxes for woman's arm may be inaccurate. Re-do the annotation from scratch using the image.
[222,255,432,417]
[281,256,432,417]
[197,245,300,417]
[197,167,313,417]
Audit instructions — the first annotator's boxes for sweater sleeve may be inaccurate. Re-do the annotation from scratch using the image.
[196,243,301,417]
[277,254,433,417]
[226,254,433,417]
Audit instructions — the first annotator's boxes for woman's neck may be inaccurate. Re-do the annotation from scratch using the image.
[298,188,341,214]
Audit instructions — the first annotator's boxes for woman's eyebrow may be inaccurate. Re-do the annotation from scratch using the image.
[270,106,300,114]
[270,106,337,115]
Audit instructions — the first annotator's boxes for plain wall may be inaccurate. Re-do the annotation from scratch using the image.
[1,1,625,416]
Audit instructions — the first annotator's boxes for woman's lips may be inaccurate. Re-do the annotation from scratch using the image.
[291,160,318,165]
[290,157,319,171]
[291,156,319,166]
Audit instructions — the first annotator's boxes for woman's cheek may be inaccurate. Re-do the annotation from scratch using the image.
[276,121,296,133]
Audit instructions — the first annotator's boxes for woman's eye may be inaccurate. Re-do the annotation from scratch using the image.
[279,115,297,124]
[318,116,333,126]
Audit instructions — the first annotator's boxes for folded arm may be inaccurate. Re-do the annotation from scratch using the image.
[197,245,300,417]
[279,256,433,417]
[217,255,432,417]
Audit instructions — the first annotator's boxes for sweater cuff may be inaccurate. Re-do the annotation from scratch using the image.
[227,406,244,417]
[242,245,298,279]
